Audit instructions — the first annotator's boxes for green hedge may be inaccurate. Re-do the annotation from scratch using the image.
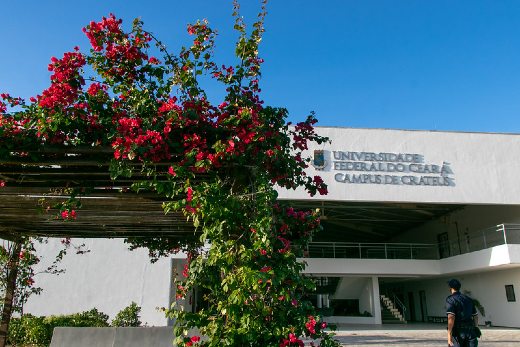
[8,303,140,347]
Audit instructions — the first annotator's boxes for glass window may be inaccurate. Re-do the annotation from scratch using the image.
[505,285,516,302]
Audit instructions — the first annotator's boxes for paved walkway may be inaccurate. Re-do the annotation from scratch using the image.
[48,323,520,346]
[327,323,520,346]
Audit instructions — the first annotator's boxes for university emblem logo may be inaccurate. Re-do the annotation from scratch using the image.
[312,150,328,171]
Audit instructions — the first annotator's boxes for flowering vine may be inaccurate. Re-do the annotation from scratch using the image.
[0,1,338,346]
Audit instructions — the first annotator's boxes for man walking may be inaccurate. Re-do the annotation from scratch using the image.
[446,279,480,347]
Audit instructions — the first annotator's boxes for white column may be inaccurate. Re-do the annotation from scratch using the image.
[316,277,323,308]
[372,276,382,324]
[323,277,329,308]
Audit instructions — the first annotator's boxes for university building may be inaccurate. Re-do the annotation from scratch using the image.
[25,127,520,328]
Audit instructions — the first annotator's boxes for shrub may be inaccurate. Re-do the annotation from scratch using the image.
[7,308,109,347]
[71,308,109,327]
[111,301,142,327]
[8,315,52,347]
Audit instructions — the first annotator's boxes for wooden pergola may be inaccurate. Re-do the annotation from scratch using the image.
[0,145,196,241]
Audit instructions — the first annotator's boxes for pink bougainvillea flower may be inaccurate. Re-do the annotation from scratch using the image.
[287,333,304,347]
[148,57,160,65]
[61,210,76,220]
[168,166,176,176]
[187,187,193,201]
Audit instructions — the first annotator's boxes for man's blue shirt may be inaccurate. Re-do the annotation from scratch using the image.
[446,291,478,326]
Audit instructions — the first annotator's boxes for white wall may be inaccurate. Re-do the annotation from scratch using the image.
[359,277,376,317]
[278,127,520,205]
[330,277,368,300]
[390,205,520,245]
[439,245,520,273]
[302,258,440,276]
[24,238,172,326]
[402,267,520,328]
[324,276,380,320]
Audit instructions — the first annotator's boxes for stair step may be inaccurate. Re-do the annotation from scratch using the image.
[382,320,408,324]
[380,294,407,324]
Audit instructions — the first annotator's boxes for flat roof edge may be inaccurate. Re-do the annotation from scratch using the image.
[313,125,520,136]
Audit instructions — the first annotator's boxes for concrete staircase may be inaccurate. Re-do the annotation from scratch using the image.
[380,295,407,324]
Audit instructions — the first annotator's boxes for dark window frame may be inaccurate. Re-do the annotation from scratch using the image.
[505,285,516,302]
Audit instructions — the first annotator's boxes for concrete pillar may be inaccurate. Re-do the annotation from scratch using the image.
[371,276,382,324]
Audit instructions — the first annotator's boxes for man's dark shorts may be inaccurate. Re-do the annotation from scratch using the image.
[450,328,478,347]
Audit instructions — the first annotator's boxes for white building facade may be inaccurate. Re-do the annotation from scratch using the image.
[26,127,520,328]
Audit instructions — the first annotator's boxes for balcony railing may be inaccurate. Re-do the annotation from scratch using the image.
[307,242,439,260]
[307,223,520,260]
[438,223,520,258]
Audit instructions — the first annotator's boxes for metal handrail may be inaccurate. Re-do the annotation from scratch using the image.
[438,223,520,258]
[307,242,438,260]
[392,292,406,316]
[306,223,520,260]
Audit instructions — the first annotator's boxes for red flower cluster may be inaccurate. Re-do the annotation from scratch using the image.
[279,333,304,347]
[185,335,200,346]
[38,52,86,109]
[306,316,317,334]
[61,210,76,220]
[86,83,108,98]
[292,116,318,151]
[82,13,152,81]
[82,14,123,51]
[112,116,173,162]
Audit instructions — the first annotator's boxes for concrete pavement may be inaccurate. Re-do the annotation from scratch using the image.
[326,323,520,346]
[48,323,520,346]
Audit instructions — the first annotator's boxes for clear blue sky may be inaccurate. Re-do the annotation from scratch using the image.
[2,0,520,133]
